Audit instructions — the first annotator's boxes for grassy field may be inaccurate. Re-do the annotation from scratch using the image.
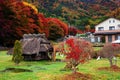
[0,51,120,80]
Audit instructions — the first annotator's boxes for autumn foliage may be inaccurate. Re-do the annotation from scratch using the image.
[47,18,68,40]
[99,43,120,67]
[60,37,93,73]
[47,18,68,34]
[68,26,78,36]
[0,0,68,46]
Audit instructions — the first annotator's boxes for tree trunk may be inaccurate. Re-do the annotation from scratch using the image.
[108,58,113,67]
[72,66,77,74]
[113,57,117,65]
[52,47,56,61]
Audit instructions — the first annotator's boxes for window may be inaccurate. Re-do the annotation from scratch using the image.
[109,26,115,30]
[118,35,120,40]
[109,20,111,23]
[115,35,120,40]
[108,35,112,42]
[98,27,104,31]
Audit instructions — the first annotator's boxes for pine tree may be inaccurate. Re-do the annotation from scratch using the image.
[12,40,23,65]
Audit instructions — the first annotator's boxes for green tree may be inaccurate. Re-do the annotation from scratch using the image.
[12,40,23,65]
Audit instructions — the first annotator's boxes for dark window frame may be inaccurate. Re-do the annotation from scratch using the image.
[98,27,104,31]
[108,35,112,42]
[109,26,115,30]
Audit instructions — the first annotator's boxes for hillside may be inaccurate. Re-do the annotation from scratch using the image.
[23,0,120,30]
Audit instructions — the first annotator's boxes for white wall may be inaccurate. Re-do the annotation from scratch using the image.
[95,18,120,31]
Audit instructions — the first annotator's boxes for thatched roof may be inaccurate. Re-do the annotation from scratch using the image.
[21,33,53,55]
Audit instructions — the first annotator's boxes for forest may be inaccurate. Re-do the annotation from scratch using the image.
[24,0,120,29]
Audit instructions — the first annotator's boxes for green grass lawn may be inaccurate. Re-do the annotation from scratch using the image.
[94,47,103,51]
[0,51,120,80]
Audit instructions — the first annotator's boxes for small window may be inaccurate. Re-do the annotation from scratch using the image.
[116,35,120,40]
[115,35,118,40]
[98,27,104,31]
[118,35,120,40]
[109,26,115,30]
[109,20,111,23]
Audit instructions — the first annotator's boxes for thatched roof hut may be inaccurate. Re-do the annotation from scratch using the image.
[8,33,53,61]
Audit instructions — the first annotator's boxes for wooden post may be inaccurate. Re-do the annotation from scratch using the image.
[52,46,56,61]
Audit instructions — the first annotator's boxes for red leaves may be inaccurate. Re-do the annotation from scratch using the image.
[66,38,74,47]
[69,27,78,36]
[47,18,68,35]
[112,43,120,51]
[63,38,92,62]
[0,0,69,46]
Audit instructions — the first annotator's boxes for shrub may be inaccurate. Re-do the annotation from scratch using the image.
[60,37,93,73]
[12,40,23,65]
[91,50,99,58]
[99,43,120,67]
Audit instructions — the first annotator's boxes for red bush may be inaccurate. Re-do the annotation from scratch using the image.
[60,37,93,73]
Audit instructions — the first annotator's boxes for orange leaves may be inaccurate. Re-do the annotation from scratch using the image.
[47,18,68,35]
[28,18,34,23]
[22,1,38,14]
[0,0,69,46]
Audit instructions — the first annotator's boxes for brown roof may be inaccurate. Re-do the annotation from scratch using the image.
[21,34,53,55]
[94,30,120,35]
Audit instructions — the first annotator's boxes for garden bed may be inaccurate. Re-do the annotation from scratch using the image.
[62,72,92,80]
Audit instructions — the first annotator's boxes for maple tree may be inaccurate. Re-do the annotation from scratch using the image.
[60,37,93,73]
[68,26,78,36]
[38,13,49,37]
[47,18,68,35]
[12,1,42,37]
[98,43,120,67]
[0,0,17,46]
[0,0,69,46]
[0,0,44,46]
[48,21,64,40]
[47,18,68,40]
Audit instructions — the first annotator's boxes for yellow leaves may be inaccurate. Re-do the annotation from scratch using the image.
[85,25,91,31]
[53,3,60,9]
[22,1,38,14]
[89,19,101,25]
[61,7,79,19]
[106,8,120,17]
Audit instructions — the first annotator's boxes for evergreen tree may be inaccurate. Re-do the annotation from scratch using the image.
[12,40,23,65]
